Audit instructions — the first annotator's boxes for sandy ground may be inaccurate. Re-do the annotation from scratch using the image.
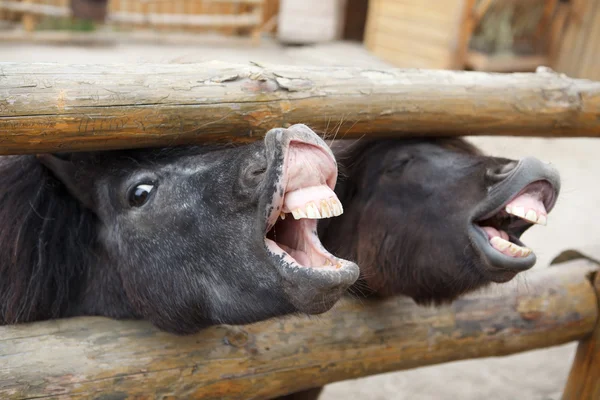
[1,36,599,400]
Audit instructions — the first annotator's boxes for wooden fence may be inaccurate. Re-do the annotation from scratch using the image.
[363,0,600,80]
[0,62,599,399]
[1,62,600,155]
[0,0,279,40]
[554,0,600,81]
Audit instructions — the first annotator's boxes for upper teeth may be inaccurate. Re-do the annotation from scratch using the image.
[505,206,547,225]
[290,197,343,220]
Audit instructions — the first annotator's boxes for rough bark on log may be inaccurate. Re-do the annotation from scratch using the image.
[562,269,600,400]
[0,260,597,399]
[1,62,600,155]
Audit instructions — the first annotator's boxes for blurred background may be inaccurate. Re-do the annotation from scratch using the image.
[1,0,599,399]
[0,0,597,79]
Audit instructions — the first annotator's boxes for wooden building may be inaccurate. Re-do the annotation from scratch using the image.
[361,0,600,80]
[1,0,598,80]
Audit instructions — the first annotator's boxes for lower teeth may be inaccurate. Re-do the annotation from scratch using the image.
[490,236,532,258]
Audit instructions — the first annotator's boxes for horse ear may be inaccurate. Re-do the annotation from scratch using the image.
[36,153,95,210]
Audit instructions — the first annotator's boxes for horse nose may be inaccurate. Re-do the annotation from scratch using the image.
[285,124,327,147]
[485,160,519,182]
[264,124,335,159]
[264,124,321,146]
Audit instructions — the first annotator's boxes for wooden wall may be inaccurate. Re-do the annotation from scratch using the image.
[364,0,467,69]
[363,0,600,77]
[554,0,600,81]
[106,0,262,34]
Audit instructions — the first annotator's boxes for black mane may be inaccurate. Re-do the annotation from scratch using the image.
[0,155,96,324]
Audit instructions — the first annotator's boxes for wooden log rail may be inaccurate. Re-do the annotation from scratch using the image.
[1,62,600,155]
[1,61,600,398]
[0,260,598,399]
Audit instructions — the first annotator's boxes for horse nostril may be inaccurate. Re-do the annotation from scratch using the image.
[251,166,266,177]
[486,161,519,182]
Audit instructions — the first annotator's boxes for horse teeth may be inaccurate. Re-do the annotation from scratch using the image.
[508,244,520,256]
[320,199,332,218]
[291,209,307,220]
[506,205,547,226]
[329,197,343,216]
[290,197,344,220]
[490,236,510,251]
[306,202,321,218]
[510,206,525,218]
[520,247,532,257]
[280,212,286,220]
[524,210,538,223]
[489,236,532,258]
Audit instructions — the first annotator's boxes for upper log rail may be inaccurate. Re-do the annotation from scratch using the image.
[1,62,600,155]
[0,260,598,399]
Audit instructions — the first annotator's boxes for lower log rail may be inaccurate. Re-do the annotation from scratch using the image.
[0,260,598,399]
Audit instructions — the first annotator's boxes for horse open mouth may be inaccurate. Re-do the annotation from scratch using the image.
[261,125,360,314]
[264,141,355,273]
[475,180,554,257]
[469,156,560,274]
[266,197,345,269]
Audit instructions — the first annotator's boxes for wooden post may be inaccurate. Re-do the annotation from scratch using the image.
[258,14,278,35]
[1,62,600,155]
[452,0,477,69]
[0,1,6,23]
[532,0,558,54]
[0,261,597,399]
[547,2,570,67]
[250,0,264,46]
[562,271,600,400]
[22,0,37,32]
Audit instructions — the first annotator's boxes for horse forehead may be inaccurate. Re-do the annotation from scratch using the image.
[411,143,480,167]
[113,153,226,178]
[160,159,216,176]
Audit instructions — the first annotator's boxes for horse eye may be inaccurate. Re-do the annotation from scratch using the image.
[128,183,155,207]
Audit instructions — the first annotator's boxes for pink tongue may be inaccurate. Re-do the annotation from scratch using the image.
[481,226,509,241]
[506,192,547,215]
[282,185,337,212]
